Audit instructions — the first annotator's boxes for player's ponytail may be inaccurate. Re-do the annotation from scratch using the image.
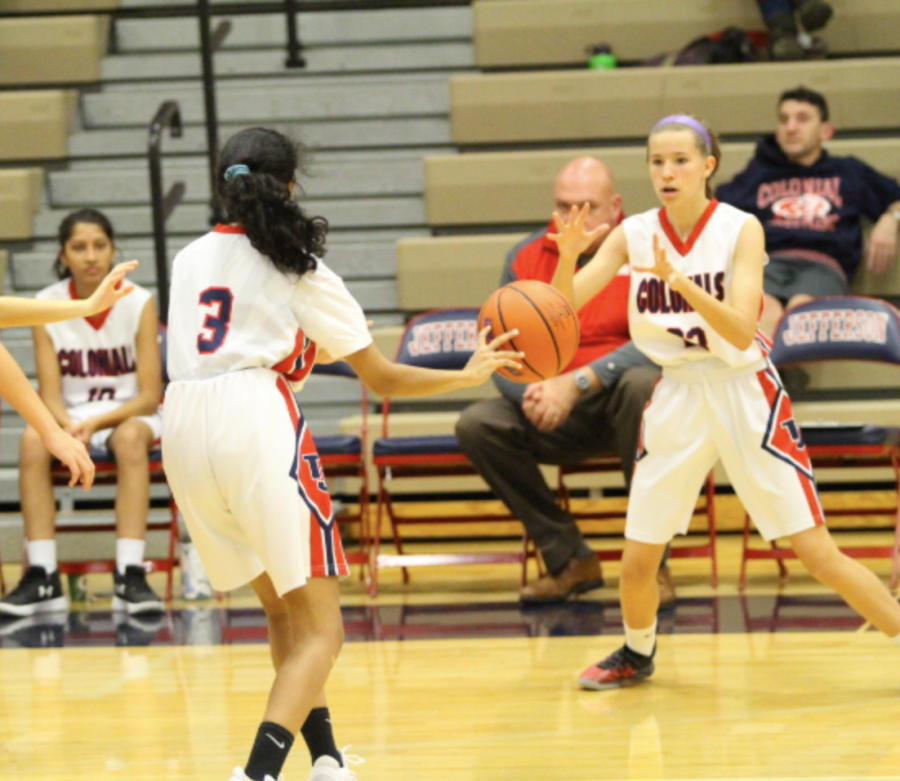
[217,127,327,276]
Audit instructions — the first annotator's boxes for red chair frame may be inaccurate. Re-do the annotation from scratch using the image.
[370,308,531,596]
[739,296,900,590]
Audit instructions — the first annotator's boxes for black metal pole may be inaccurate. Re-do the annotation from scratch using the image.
[198,0,223,224]
[285,0,306,68]
[148,101,183,325]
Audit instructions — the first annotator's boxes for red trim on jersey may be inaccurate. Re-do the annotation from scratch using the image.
[213,224,246,234]
[69,279,113,331]
[273,329,317,383]
[659,199,720,257]
[275,376,350,578]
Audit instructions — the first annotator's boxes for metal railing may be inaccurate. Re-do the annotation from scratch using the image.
[148,101,185,324]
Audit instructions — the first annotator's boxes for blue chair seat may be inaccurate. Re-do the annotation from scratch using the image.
[315,435,362,456]
[374,435,463,458]
[81,446,163,464]
[800,424,899,448]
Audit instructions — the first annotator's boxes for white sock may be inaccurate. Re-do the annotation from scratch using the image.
[27,539,58,574]
[116,538,145,575]
[625,619,658,658]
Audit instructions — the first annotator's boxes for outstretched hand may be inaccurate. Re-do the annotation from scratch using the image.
[632,235,682,289]
[464,326,524,384]
[547,204,610,259]
[86,260,140,316]
[42,428,95,489]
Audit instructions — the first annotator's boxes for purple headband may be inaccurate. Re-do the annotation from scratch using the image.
[651,114,712,149]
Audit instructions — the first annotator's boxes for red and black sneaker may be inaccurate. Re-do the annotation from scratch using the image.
[578,644,655,690]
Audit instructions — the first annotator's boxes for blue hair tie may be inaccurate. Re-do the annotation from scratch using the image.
[224,164,250,182]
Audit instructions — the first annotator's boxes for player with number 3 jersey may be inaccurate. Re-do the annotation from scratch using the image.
[550,114,900,692]
[162,127,522,781]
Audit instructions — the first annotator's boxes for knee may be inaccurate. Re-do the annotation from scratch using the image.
[19,426,51,469]
[620,549,660,585]
[110,421,152,466]
[456,401,500,450]
[786,294,816,311]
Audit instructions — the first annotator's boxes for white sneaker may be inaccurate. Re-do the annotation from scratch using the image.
[181,542,214,600]
[308,747,364,780]
[228,768,280,781]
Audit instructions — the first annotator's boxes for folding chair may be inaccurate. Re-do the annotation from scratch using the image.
[370,308,531,596]
[49,449,180,601]
[309,360,371,583]
[739,296,900,590]
[557,458,719,585]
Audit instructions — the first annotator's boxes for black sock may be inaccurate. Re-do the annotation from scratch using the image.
[245,721,295,781]
[300,707,342,767]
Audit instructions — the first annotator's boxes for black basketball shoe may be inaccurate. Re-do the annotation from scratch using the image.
[112,565,165,615]
[0,566,69,617]
[578,644,655,690]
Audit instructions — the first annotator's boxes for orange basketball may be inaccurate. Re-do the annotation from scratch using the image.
[478,280,580,384]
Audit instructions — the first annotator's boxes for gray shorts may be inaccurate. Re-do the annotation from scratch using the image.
[764,256,849,305]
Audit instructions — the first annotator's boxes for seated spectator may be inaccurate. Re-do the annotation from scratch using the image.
[0,208,165,619]
[756,0,832,60]
[717,86,900,346]
[456,158,675,606]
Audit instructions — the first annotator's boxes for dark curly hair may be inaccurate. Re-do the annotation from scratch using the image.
[55,207,115,280]
[217,127,327,276]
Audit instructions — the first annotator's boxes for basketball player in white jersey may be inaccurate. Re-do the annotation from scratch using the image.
[550,115,900,690]
[162,127,521,781]
[0,209,164,620]
[0,259,137,490]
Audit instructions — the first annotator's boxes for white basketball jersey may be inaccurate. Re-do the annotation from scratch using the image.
[624,201,765,368]
[38,279,153,408]
[166,226,372,389]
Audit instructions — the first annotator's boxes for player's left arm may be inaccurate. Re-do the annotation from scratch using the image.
[74,298,163,440]
[636,219,765,351]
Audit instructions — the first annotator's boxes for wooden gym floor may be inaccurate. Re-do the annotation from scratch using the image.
[1,531,900,781]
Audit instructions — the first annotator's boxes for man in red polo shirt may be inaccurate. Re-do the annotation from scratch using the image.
[457,157,674,604]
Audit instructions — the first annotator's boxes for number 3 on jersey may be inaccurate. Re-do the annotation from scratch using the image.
[197,288,234,353]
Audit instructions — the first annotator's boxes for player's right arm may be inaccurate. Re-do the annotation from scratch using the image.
[33,324,72,428]
[0,261,138,328]
[343,328,523,398]
[549,204,627,310]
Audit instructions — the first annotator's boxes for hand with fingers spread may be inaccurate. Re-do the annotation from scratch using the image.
[42,428,95,489]
[463,326,524,385]
[632,234,686,291]
[85,260,140,316]
[548,203,611,261]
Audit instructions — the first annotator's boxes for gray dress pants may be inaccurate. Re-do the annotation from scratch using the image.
[456,366,660,575]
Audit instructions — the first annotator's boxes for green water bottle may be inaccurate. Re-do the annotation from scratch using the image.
[588,43,617,70]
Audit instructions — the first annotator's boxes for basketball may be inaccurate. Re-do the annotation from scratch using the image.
[478,280,580,383]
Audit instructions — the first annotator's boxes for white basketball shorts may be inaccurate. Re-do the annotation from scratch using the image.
[626,358,825,545]
[162,368,348,595]
[67,400,162,453]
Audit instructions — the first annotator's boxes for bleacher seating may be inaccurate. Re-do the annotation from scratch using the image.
[472,0,900,68]
[0,15,108,86]
[0,169,43,241]
[450,58,900,146]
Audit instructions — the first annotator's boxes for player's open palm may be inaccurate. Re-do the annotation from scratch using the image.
[548,203,610,259]
[86,260,140,316]
[633,235,680,287]
[42,428,95,489]
[464,326,524,384]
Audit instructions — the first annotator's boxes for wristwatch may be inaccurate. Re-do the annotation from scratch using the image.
[574,369,593,394]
